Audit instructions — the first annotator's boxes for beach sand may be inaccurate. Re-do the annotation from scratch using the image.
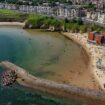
[0,22,25,26]
[63,32,105,91]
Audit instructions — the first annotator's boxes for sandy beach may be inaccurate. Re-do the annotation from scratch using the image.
[63,32,105,91]
[0,22,25,26]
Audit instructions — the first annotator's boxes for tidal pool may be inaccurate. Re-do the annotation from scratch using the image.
[0,26,88,105]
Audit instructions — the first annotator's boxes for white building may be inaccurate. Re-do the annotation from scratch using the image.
[97,12,105,23]
[37,6,52,15]
[0,3,5,9]
[86,12,91,19]
[4,4,17,10]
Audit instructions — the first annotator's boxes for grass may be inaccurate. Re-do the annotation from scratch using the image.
[0,9,17,15]
[0,9,28,22]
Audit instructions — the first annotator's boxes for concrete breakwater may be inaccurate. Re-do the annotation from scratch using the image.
[0,61,105,105]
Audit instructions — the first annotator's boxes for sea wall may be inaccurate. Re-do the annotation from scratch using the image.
[1,61,105,105]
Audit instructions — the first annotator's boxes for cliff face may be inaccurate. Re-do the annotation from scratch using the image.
[1,61,105,105]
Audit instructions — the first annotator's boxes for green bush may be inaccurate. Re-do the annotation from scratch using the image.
[26,14,105,32]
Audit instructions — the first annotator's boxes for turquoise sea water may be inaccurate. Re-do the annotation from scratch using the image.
[0,27,85,105]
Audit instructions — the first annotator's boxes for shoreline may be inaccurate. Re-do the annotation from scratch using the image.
[0,22,25,26]
[62,32,105,90]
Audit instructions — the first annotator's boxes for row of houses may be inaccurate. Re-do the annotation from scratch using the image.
[86,12,105,23]
[0,3,86,19]
[72,0,105,5]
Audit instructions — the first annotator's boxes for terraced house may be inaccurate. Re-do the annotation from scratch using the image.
[86,11,105,23]
[0,2,86,19]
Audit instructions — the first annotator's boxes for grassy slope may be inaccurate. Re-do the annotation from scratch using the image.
[0,9,28,21]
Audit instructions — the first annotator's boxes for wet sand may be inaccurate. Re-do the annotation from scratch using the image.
[43,33,99,90]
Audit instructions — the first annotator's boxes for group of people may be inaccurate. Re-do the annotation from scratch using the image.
[1,70,17,86]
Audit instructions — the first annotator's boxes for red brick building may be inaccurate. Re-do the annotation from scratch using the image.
[88,31,105,45]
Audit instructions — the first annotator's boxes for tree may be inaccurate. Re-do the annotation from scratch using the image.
[77,18,83,25]
[26,14,44,28]
[80,25,88,33]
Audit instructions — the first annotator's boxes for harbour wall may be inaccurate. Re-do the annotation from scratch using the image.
[0,61,105,105]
